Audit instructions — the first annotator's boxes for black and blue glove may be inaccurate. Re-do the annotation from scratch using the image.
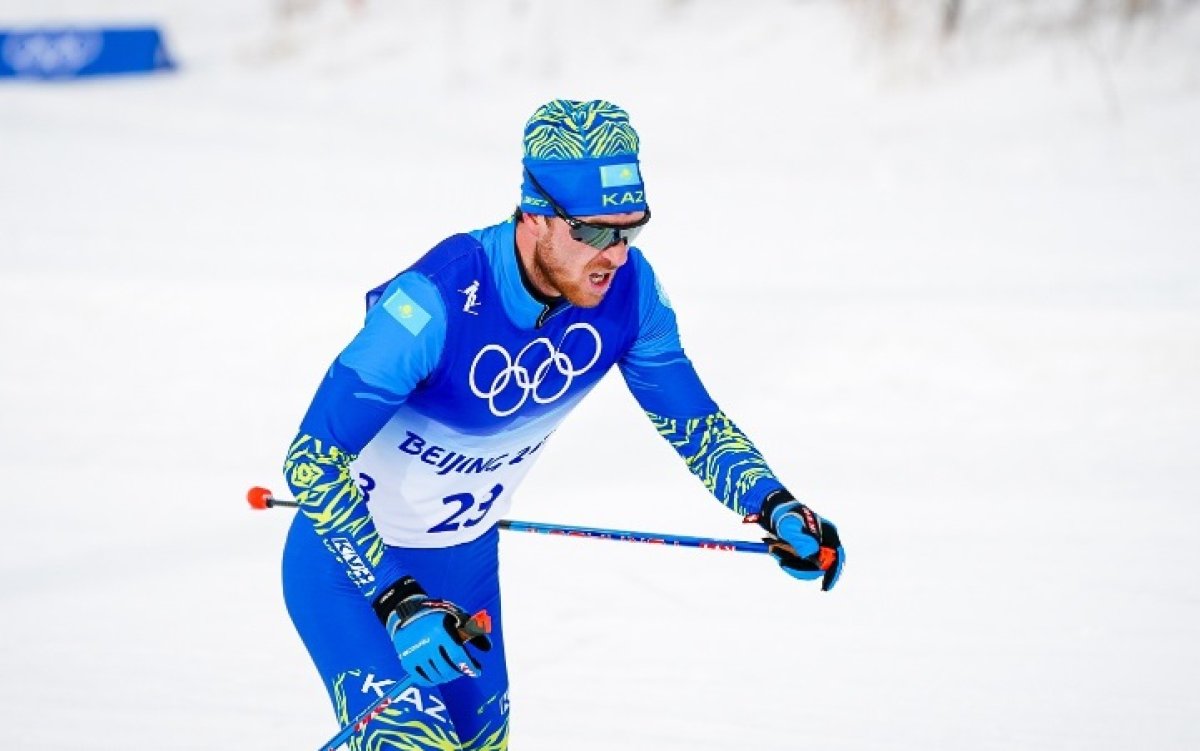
[750,490,845,591]
[372,576,492,686]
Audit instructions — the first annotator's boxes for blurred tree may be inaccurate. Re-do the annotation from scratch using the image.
[850,0,1196,40]
[942,0,963,36]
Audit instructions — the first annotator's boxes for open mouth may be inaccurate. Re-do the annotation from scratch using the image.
[588,271,612,287]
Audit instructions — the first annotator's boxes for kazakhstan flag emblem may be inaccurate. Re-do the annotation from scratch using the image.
[382,288,431,335]
[599,163,641,188]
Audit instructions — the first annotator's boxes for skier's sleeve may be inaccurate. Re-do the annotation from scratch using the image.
[618,252,785,517]
[281,272,446,600]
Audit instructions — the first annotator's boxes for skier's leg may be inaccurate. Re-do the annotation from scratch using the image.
[283,513,508,749]
[419,528,509,750]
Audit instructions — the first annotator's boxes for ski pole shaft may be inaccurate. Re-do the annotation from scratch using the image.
[247,487,769,555]
[319,675,416,751]
[496,518,770,554]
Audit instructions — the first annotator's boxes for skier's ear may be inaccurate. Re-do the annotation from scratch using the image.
[520,210,551,235]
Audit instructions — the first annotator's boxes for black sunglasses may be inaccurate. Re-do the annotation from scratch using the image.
[524,170,651,250]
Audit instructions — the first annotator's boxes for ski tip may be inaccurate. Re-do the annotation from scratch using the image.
[246,486,274,510]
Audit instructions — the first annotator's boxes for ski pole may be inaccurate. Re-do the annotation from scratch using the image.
[495,517,770,554]
[316,609,491,751]
[319,674,416,751]
[247,486,770,555]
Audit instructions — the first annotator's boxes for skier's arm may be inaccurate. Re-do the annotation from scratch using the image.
[618,257,845,588]
[281,273,445,600]
[285,272,493,677]
[619,255,845,589]
[617,255,784,517]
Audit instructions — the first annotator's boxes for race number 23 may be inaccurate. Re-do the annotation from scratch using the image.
[429,483,503,533]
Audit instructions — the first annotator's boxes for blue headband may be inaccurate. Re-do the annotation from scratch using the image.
[519,100,648,217]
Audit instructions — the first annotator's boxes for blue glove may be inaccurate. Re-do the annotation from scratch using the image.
[372,576,492,686]
[751,490,845,591]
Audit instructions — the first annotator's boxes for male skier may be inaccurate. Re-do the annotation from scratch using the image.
[281,99,845,750]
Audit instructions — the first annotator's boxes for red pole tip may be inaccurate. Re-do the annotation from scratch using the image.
[247,486,274,510]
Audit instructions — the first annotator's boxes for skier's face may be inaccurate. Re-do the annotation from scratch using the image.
[531,211,643,308]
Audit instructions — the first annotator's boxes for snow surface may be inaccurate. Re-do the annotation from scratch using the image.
[2,1,1199,749]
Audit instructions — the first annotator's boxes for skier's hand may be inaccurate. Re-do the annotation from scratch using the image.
[748,490,845,591]
[372,576,492,686]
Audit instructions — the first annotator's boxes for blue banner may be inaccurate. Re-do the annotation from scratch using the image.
[0,27,175,79]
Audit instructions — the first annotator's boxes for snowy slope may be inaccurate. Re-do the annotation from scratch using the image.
[2,1,1199,749]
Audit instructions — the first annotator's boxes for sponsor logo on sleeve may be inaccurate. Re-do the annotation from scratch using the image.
[327,537,375,587]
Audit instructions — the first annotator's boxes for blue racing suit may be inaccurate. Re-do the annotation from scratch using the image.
[281,217,786,749]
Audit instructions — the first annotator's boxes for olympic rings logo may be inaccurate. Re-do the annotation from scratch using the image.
[2,31,104,76]
[469,323,603,417]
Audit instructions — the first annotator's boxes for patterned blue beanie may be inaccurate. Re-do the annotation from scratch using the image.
[520,99,647,218]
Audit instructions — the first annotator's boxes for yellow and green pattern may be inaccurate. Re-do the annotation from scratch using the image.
[460,723,509,751]
[523,99,639,160]
[283,433,387,595]
[648,410,779,516]
[331,672,509,751]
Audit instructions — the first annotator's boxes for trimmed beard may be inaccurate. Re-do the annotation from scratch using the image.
[532,234,604,309]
